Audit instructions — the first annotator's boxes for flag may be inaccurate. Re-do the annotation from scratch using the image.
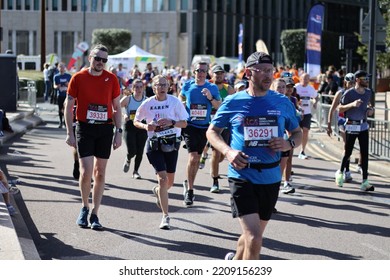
[304,3,324,78]
[67,42,89,70]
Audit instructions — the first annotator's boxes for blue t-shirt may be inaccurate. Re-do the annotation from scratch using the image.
[181,80,220,128]
[211,90,299,184]
[54,72,72,97]
[341,87,371,131]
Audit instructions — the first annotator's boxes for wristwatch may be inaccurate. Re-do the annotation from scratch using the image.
[171,120,176,126]
[116,128,123,133]
[208,97,214,101]
[288,138,295,148]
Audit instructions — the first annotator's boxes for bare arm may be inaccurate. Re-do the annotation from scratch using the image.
[112,95,122,150]
[206,124,248,170]
[64,95,76,147]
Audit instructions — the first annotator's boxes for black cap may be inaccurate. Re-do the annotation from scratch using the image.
[246,52,273,68]
[211,65,225,73]
[354,70,371,79]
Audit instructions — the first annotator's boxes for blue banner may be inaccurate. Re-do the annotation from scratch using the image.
[304,4,324,78]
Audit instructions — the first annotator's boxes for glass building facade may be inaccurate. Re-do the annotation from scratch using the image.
[1,0,370,69]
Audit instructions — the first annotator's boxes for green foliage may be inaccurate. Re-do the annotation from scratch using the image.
[91,29,132,55]
[280,29,306,67]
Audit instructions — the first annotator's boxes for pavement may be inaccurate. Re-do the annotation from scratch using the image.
[0,101,389,260]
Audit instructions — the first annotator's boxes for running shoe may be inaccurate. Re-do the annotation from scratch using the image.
[132,171,141,179]
[281,182,295,194]
[357,165,363,175]
[90,214,103,230]
[224,252,235,260]
[298,152,308,159]
[335,170,344,187]
[0,131,4,137]
[152,185,161,209]
[199,157,206,169]
[344,171,353,182]
[184,189,195,207]
[76,206,89,227]
[123,159,130,173]
[210,183,220,193]
[360,180,375,192]
[159,215,170,230]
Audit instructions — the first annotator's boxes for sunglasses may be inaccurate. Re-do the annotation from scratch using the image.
[92,56,108,63]
[359,77,369,81]
[195,69,207,73]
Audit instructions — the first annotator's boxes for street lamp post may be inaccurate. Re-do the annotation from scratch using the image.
[40,0,46,71]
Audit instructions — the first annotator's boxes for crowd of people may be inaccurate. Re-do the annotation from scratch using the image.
[27,44,375,260]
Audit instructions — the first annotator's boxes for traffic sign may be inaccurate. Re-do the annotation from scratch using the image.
[361,7,387,44]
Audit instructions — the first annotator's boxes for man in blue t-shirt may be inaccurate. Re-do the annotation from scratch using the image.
[179,61,221,207]
[206,52,302,260]
[54,63,72,128]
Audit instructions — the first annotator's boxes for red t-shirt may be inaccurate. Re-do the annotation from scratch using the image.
[68,69,120,123]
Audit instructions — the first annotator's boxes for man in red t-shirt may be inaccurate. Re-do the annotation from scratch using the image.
[64,44,122,230]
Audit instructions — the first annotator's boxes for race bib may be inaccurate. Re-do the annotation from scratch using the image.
[86,104,108,123]
[244,116,278,147]
[301,96,310,107]
[345,120,362,134]
[190,104,207,121]
[155,128,176,138]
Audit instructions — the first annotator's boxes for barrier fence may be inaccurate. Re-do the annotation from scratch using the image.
[312,93,390,160]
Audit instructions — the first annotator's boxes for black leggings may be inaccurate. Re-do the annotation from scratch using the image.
[124,121,148,172]
[57,95,66,123]
[340,130,369,180]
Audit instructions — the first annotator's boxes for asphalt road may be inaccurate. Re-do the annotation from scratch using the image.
[2,103,390,260]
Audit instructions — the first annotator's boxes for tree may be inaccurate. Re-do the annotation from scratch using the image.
[280,29,306,67]
[91,29,131,55]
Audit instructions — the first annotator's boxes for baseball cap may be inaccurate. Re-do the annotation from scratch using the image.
[246,52,273,68]
[283,77,295,86]
[344,73,355,82]
[234,80,247,90]
[211,65,225,73]
[354,70,371,79]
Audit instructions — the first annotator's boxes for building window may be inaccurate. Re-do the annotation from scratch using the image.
[180,0,188,10]
[16,31,29,55]
[16,0,21,10]
[180,13,187,33]
[61,0,67,11]
[134,0,141,12]
[157,0,163,11]
[34,0,39,10]
[123,0,130,12]
[168,0,176,11]
[25,0,31,10]
[71,0,77,11]
[102,0,108,12]
[112,0,119,12]
[52,0,58,11]
[145,0,153,12]
[91,0,97,12]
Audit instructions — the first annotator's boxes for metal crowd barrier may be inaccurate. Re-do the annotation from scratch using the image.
[312,93,390,160]
[18,80,37,108]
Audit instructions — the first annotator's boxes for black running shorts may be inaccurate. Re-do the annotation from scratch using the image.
[228,178,280,221]
[76,122,114,159]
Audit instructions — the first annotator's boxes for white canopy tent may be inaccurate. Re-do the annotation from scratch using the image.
[107,45,166,74]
